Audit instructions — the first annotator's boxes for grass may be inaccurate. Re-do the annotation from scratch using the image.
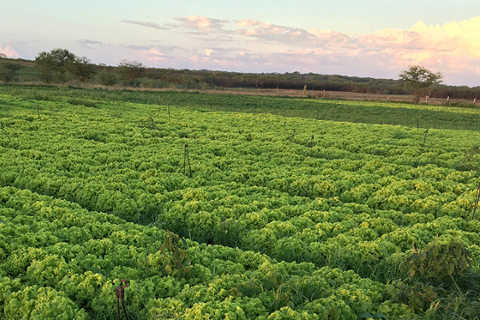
[1,84,480,131]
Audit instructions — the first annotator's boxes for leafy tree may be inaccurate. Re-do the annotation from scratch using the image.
[34,52,56,83]
[34,48,76,83]
[68,56,97,83]
[116,60,145,86]
[399,65,442,102]
[97,71,118,86]
[0,62,22,83]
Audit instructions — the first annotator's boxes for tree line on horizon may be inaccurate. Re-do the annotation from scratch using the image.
[0,48,479,101]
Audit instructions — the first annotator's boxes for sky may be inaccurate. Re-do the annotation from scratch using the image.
[1,1,480,86]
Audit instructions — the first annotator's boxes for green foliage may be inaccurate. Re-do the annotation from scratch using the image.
[68,56,97,83]
[34,48,76,83]
[160,231,192,277]
[140,78,168,88]
[456,146,480,172]
[387,279,438,314]
[0,62,21,83]
[116,60,145,87]
[403,241,473,284]
[388,241,478,316]
[97,71,118,86]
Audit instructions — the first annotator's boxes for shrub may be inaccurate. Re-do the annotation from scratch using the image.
[34,48,76,83]
[0,62,21,83]
[97,72,118,86]
[68,56,97,83]
[116,60,145,87]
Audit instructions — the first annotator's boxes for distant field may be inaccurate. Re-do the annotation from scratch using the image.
[200,87,477,105]
[1,85,480,319]
[1,85,480,131]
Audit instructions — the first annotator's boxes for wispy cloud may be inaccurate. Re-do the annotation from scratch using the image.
[77,39,106,50]
[120,20,169,30]
[131,45,185,64]
[0,44,19,58]
[77,39,104,46]
[174,15,230,32]
[122,44,155,51]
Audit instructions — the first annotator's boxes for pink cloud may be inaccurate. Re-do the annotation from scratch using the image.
[175,15,228,31]
[0,44,19,58]
[359,15,480,74]
[237,19,259,28]
[189,55,209,63]
[186,15,212,29]
[139,48,167,63]
[243,29,258,36]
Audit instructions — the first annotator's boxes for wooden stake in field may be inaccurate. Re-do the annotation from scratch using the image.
[303,85,307,97]
[421,129,429,147]
[425,95,429,104]
[474,98,477,105]
[447,96,450,103]
[323,90,326,98]
[308,135,314,148]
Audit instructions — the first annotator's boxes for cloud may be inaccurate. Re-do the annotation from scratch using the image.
[236,21,307,42]
[77,39,104,46]
[0,44,19,58]
[122,44,155,51]
[175,15,229,31]
[123,45,183,65]
[120,20,169,30]
[235,19,357,49]
[358,16,480,71]
[237,19,259,28]
[142,48,167,62]
[125,44,181,53]
[77,39,105,49]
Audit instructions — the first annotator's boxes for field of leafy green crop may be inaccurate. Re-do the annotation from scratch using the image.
[1,87,480,319]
